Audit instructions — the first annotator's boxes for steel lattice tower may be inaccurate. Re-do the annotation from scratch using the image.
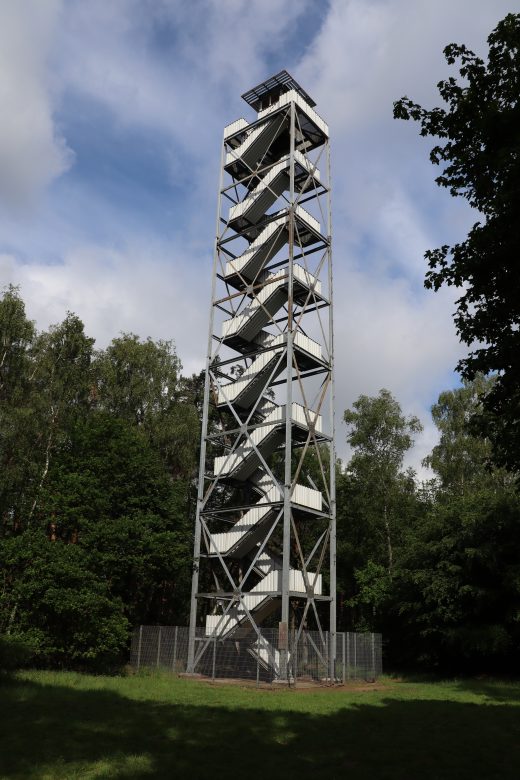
[187,71,335,682]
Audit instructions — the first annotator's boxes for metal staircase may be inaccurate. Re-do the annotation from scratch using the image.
[188,71,336,682]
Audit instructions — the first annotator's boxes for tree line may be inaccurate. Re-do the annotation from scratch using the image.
[0,287,200,670]
[1,285,518,673]
[339,380,519,672]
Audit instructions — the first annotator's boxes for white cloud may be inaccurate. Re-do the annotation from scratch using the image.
[1,0,513,474]
[55,0,313,157]
[332,261,465,464]
[299,0,514,128]
[2,242,208,376]
[0,0,73,209]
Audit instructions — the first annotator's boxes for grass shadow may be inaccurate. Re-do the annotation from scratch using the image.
[1,673,519,779]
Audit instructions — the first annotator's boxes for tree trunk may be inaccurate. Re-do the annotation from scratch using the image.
[27,426,54,524]
[6,602,18,635]
[383,502,393,574]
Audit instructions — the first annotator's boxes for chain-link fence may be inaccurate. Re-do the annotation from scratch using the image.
[130,626,382,685]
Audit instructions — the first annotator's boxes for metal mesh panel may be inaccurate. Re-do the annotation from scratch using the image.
[291,629,331,682]
[193,631,278,683]
[334,630,383,682]
[130,626,382,685]
[130,625,190,674]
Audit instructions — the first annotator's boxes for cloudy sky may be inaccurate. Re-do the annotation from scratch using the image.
[0,0,513,472]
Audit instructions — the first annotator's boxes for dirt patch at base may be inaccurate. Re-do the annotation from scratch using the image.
[184,675,392,694]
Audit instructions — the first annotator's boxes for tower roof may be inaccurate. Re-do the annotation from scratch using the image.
[241,70,316,111]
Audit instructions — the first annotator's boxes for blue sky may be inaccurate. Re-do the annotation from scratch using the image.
[0,0,514,472]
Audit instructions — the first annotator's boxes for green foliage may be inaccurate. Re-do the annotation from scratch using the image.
[392,378,519,671]
[339,380,520,673]
[39,412,193,627]
[95,333,199,478]
[394,488,520,670]
[342,389,422,574]
[338,390,424,634]
[394,13,520,472]
[344,389,422,469]
[0,285,35,402]
[347,562,392,633]
[1,307,95,532]
[0,634,37,671]
[423,375,496,495]
[0,288,198,671]
[0,286,37,528]
[0,530,129,669]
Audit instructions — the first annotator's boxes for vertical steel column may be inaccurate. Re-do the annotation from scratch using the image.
[187,138,226,674]
[327,138,337,681]
[280,100,296,682]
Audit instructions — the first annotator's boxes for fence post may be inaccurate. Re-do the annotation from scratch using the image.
[371,632,376,680]
[156,627,162,668]
[212,633,217,681]
[342,632,346,684]
[172,625,178,673]
[293,633,298,688]
[325,631,329,681]
[137,625,143,671]
[353,632,357,679]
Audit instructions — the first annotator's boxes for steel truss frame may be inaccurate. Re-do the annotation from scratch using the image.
[187,78,336,682]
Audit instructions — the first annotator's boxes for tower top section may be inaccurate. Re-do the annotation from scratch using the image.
[241,70,316,112]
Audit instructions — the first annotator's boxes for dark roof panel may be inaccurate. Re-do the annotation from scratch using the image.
[241,70,316,111]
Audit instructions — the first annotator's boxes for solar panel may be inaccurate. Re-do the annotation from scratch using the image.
[241,70,316,110]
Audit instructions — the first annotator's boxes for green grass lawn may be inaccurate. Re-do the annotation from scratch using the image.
[1,670,520,779]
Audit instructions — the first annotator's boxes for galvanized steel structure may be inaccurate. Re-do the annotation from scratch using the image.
[187,71,335,682]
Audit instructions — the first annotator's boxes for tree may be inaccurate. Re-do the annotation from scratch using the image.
[343,389,422,573]
[390,379,520,671]
[27,313,94,522]
[423,374,512,496]
[394,486,520,671]
[338,390,423,633]
[0,288,198,669]
[0,530,129,670]
[0,287,35,529]
[95,334,199,478]
[1,412,193,668]
[393,13,520,471]
[37,412,193,627]
[0,285,34,402]
[1,303,94,533]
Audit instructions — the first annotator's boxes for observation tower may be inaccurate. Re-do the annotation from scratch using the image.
[187,71,335,683]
